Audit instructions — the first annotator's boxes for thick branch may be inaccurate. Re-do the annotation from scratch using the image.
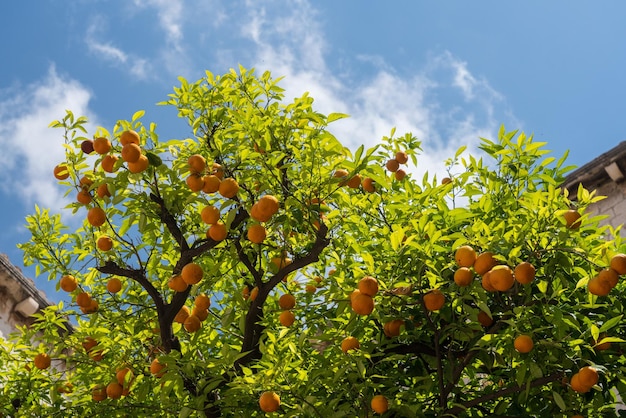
[97,261,165,312]
[150,193,189,252]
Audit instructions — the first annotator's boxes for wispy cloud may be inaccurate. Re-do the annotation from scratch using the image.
[0,66,96,211]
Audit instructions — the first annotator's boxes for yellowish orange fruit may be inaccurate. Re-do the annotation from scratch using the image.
[208,222,228,241]
[578,366,599,388]
[168,275,188,292]
[200,206,220,225]
[59,275,78,292]
[395,151,409,164]
[358,276,379,296]
[597,268,619,288]
[514,334,534,353]
[101,154,119,173]
[247,224,267,243]
[455,245,477,267]
[259,391,281,413]
[252,195,279,222]
[107,278,122,293]
[93,137,112,154]
[116,367,133,386]
[346,174,362,188]
[106,382,124,400]
[610,253,626,275]
[564,209,582,229]
[121,143,142,163]
[489,265,515,292]
[150,358,166,377]
[97,236,113,251]
[184,315,202,332]
[341,336,360,353]
[474,252,497,275]
[174,306,190,324]
[92,385,107,401]
[588,276,611,296]
[385,159,400,172]
[120,130,140,146]
[87,207,107,227]
[188,154,206,174]
[423,290,445,311]
[514,262,536,285]
[351,290,375,315]
[371,395,389,414]
[54,163,70,180]
[127,155,149,173]
[34,353,51,370]
[218,178,239,199]
[202,174,221,193]
[192,306,209,321]
[76,292,92,308]
[181,263,204,285]
[195,294,211,310]
[96,183,111,198]
[279,310,296,327]
[441,177,452,185]
[454,267,473,286]
[278,294,296,310]
[77,190,92,205]
[186,174,205,192]
[305,284,317,293]
[394,169,407,181]
[362,177,376,193]
[383,319,404,337]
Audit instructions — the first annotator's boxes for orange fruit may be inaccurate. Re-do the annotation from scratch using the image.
[208,222,228,241]
[186,173,205,192]
[120,130,140,146]
[334,169,349,180]
[192,307,209,321]
[211,163,224,179]
[59,275,78,292]
[578,366,599,388]
[82,337,98,352]
[107,278,122,293]
[474,252,497,275]
[195,294,211,310]
[441,177,452,185]
[97,236,113,251]
[569,373,589,393]
[394,169,407,181]
[96,183,111,198]
[76,292,92,308]
[150,358,166,377]
[395,151,409,164]
[597,268,619,288]
[83,299,99,314]
[610,253,626,275]
[371,395,389,414]
[121,143,141,163]
[477,311,493,327]
[385,159,400,172]
[127,154,149,173]
[278,294,296,310]
[247,224,267,243]
[249,286,259,301]
[593,333,611,351]
[202,174,221,193]
[174,306,191,323]
[101,154,119,173]
[489,265,515,292]
[455,245,477,267]
[181,263,203,285]
[93,137,111,154]
[423,290,445,311]
[346,174,362,188]
[480,271,498,291]
[188,154,206,174]
[54,164,70,180]
[305,284,317,293]
[254,195,279,221]
[271,254,292,269]
[184,315,202,332]
[514,262,536,285]
[259,391,281,413]
[116,367,133,385]
[358,276,379,296]
[77,190,92,205]
[351,291,375,315]
[87,207,107,227]
[34,353,51,370]
[454,267,473,286]
[279,310,296,327]
[341,336,360,353]
[200,206,220,224]
[92,385,108,401]
[362,177,376,192]
[588,276,611,296]
[218,178,239,199]
[564,209,582,229]
[106,382,123,399]
[80,176,94,189]
[514,334,534,353]
[89,348,104,361]
[168,275,188,292]
[383,319,404,337]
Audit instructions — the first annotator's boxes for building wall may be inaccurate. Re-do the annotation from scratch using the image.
[587,180,626,234]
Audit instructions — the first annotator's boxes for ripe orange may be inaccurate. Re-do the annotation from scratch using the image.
[351,291,375,315]
[34,353,51,370]
[371,395,389,414]
[259,391,281,413]
[186,173,205,192]
[610,253,626,275]
[218,178,239,199]
[477,311,493,327]
[305,284,317,293]
[82,337,98,352]
[441,177,452,185]
[474,252,497,275]
[597,268,619,288]
[200,206,220,225]
[92,385,108,401]
[271,254,292,269]
[514,262,536,285]
[279,310,296,327]
[120,130,140,146]
[362,177,376,192]
[578,366,599,388]
[333,169,349,180]
[346,174,362,188]
[127,155,149,173]
[97,236,113,251]
[278,294,296,310]
[395,151,409,164]
[247,224,267,244]
[249,286,259,301]
[564,209,582,229]
[87,207,107,227]
[195,294,211,310]
[394,169,407,181]
[116,367,133,385]
[211,162,224,179]
[188,154,206,174]
[202,174,221,193]
[83,299,99,314]
[423,290,445,311]
[358,276,379,296]
[489,265,515,292]
[208,222,228,241]
[93,137,111,154]
[181,263,204,285]
[168,275,188,292]
[76,292,92,308]
[101,154,119,173]
[174,306,191,323]
[121,143,142,163]
[59,275,78,292]
[383,319,404,337]
[588,276,611,296]
[385,159,400,172]
[192,307,209,321]
[107,278,122,293]
[569,373,589,393]
[106,382,124,399]
[455,245,477,267]
[54,164,70,180]
[184,315,202,332]
[514,335,534,353]
[76,190,92,205]
[150,358,166,377]
[89,348,104,361]
[80,176,94,189]
[454,267,473,286]
[96,183,111,198]
[341,336,360,353]
[255,195,279,221]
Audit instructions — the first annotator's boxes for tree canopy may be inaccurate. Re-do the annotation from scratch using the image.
[1,66,625,417]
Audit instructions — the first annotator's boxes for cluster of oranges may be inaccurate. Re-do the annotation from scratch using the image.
[333,169,376,193]
[91,366,134,401]
[185,154,237,198]
[569,366,600,394]
[587,253,626,296]
[278,294,296,327]
[350,276,379,315]
[385,150,409,181]
[172,292,211,333]
[59,273,121,314]
[248,194,280,244]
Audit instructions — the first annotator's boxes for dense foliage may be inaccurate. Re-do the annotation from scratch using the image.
[1,67,625,417]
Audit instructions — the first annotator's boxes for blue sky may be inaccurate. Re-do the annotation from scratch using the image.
[1,1,626,303]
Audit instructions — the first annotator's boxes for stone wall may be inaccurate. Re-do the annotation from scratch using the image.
[587,180,626,234]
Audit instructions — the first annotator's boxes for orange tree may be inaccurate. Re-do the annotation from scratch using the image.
[1,66,625,417]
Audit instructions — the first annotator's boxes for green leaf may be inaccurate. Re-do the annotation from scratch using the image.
[552,391,566,411]
[327,113,349,123]
[599,315,623,333]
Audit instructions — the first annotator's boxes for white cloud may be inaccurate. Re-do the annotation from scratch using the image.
[0,66,96,212]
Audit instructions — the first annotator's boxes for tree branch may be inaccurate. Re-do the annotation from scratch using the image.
[149,192,189,252]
